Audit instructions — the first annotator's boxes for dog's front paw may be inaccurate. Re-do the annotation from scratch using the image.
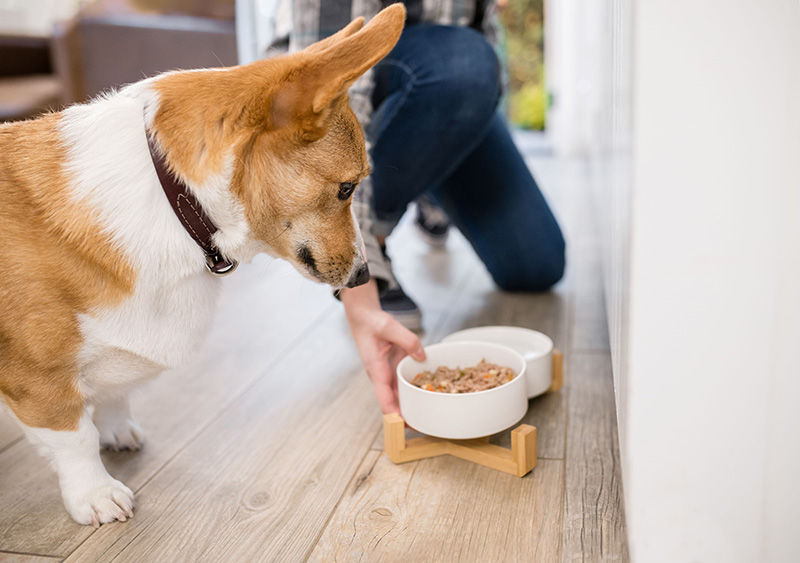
[98,418,145,451]
[64,478,135,527]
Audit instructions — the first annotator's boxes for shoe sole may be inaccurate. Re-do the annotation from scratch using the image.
[414,222,449,249]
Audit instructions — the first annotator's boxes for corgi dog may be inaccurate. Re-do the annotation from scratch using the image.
[0,5,405,526]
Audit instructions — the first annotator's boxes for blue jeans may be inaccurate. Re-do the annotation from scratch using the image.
[369,25,566,291]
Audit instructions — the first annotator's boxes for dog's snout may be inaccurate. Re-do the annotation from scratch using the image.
[346,263,370,288]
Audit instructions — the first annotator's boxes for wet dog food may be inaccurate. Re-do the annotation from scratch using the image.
[411,359,516,393]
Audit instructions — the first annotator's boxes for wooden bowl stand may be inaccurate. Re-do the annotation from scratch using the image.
[383,349,563,477]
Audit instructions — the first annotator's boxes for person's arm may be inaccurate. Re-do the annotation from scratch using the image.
[339,279,425,414]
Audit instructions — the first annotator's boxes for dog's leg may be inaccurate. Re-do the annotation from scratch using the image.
[94,395,144,452]
[22,410,135,526]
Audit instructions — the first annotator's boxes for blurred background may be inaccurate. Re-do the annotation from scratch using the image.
[0,0,546,130]
[0,0,237,121]
[2,1,799,562]
[498,0,545,131]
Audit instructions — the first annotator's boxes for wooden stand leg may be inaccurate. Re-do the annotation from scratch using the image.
[383,413,406,462]
[384,413,451,464]
[511,424,538,476]
[548,348,564,393]
[383,414,537,477]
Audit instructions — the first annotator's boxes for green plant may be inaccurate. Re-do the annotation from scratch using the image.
[499,0,545,130]
[510,82,546,130]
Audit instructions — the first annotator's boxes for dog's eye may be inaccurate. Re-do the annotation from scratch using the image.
[338,182,356,200]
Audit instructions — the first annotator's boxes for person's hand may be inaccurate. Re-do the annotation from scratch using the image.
[340,279,426,414]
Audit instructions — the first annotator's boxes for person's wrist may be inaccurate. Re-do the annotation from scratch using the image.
[341,283,385,335]
[340,279,380,312]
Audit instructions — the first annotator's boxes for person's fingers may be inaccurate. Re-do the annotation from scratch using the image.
[379,317,425,361]
[368,362,400,414]
[388,344,404,369]
[372,377,400,414]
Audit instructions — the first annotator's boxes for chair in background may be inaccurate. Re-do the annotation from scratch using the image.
[0,35,63,121]
[53,0,238,103]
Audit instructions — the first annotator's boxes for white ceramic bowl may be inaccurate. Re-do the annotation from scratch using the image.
[396,341,527,439]
[442,326,554,399]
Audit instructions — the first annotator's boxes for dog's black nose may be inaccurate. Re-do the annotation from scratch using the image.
[346,264,370,288]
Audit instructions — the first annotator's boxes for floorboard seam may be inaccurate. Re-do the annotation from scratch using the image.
[0,436,23,456]
[0,548,62,559]
[129,302,339,497]
[561,238,578,563]
[301,433,383,563]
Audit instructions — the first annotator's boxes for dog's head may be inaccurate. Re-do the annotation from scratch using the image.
[150,5,405,288]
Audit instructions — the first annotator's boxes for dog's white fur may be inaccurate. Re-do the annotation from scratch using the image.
[16,62,378,522]
[2,4,407,526]
[16,75,366,525]
[15,83,240,525]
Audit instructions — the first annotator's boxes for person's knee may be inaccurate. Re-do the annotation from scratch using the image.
[493,239,567,292]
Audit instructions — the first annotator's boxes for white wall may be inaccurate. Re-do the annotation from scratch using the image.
[236,0,285,64]
[593,0,633,459]
[577,0,800,560]
[625,1,800,560]
[545,0,597,156]
[547,0,634,452]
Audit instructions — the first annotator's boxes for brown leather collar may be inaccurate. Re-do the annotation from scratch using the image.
[146,135,238,276]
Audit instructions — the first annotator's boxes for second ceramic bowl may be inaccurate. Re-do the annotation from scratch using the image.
[442,326,553,398]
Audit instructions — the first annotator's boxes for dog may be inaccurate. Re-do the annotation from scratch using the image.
[0,5,405,526]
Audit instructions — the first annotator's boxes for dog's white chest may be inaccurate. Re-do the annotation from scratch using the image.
[79,272,221,391]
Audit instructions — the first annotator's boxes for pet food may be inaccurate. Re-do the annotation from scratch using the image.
[411,359,516,393]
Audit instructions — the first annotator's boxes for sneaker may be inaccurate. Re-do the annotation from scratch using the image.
[379,285,423,331]
[414,195,450,248]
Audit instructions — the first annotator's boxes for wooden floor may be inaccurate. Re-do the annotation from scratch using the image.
[0,133,629,563]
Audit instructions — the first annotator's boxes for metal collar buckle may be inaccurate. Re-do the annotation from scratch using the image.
[205,251,239,276]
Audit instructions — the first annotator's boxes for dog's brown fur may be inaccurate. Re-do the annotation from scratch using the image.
[0,115,136,431]
[148,12,398,284]
[0,5,405,433]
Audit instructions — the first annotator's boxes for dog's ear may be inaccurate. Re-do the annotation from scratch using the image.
[306,4,405,114]
[270,3,406,140]
[303,16,365,55]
